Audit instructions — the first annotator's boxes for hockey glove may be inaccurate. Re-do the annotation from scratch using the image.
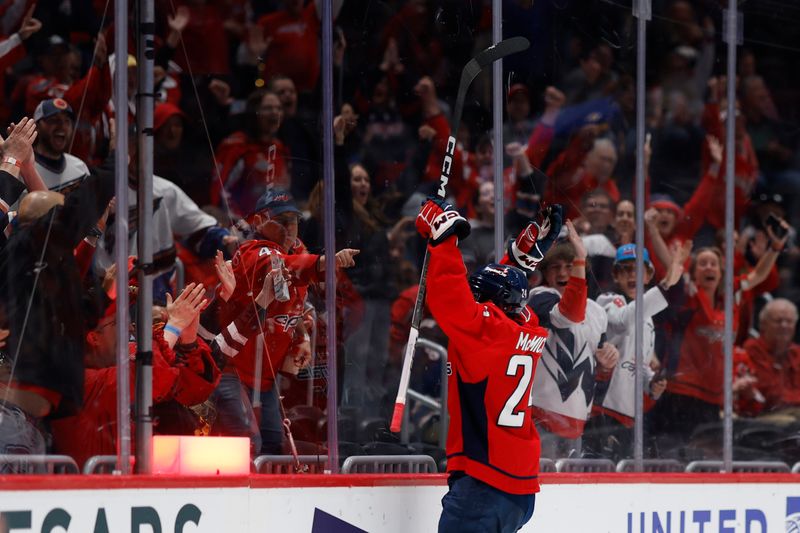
[416,197,471,246]
[508,204,563,272]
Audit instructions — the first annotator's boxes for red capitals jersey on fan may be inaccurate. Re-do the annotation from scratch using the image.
[427,239,546,495]
[218,239,319,390]
[211,133,291,216]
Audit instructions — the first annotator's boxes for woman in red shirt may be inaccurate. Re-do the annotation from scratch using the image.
[211,90,291,217]
[648,227,787,449]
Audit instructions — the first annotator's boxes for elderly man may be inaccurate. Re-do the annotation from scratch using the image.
[743,298,800,417]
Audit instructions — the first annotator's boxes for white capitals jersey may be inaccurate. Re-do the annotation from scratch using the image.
[529,286,607,422]
[595,286,668,419]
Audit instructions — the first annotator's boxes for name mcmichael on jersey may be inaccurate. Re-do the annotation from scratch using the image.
[515,332,547,353]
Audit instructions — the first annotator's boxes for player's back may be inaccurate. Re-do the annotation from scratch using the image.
[445,303,546,495]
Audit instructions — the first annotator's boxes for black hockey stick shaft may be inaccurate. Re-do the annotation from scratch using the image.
[391,36,530,432]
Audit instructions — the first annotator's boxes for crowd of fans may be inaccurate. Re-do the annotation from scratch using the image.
[1,0,800,473]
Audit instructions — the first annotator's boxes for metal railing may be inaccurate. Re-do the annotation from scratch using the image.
[400,338,448,450]
[685,460,791,473]
[555,458,616,473]
[0,454,79,474]
[254,455,328,474]
[341,455,437,474]
[616,459,684,473]
[83,455,136,474]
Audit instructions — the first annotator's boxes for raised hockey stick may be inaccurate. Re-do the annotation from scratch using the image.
[390,36,530,433]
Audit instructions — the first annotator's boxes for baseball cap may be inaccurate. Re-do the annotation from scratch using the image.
[153,102,187,131]
[649,194,682,216]
[33,98,74,122]
[252,188,301,219]
[614,243,652,269]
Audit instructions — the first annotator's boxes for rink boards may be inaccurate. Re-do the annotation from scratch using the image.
[1,473,799,532]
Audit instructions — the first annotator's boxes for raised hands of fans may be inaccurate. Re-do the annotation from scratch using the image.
[246,25,272,60]
[1,117,37,169]
[165,283,208,333]
[18,4,42,40]
[208,79,233,107]
[214,250,236,302]
[661,239,692,290]
[333,103,358,145]
[416,197,471,246]
[707,135,723,171]
[543,86,566,112]
[508,204,564,272]
[504,142,525,160]
[564,218,586,260]
[595,342,620,371]
[765,216,791,251]
[168,5,190,34]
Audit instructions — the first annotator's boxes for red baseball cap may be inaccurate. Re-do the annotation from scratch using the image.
[153,102,187,131]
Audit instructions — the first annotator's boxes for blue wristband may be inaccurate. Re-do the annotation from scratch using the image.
[164,324,182,337]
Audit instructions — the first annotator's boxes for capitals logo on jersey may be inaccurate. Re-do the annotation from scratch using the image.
[272,314,302,332]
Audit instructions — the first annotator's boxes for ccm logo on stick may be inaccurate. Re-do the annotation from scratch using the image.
[437,136,457,197]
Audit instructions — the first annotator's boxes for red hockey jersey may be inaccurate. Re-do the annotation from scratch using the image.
[427,238,546,495]
[217,239,320,390]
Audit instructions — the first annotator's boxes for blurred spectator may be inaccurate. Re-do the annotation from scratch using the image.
[153,101,213,207]
[587,242,688,460]
[0,4,41,125]
[543,126,621,220]
[503,83,535,148]
[741,75,799,192]
[32,98,89,194]
[170,0,231,76]
[562,43,618,106]
[650,233,787,451]
[304,114,409,416]
[268,75,319,202]
[24,34,111,163]
[742,298,800,419]
[460,180,497,273]
[529,223,617,458]
[254,0,344,95]
[576,188,616,237]
[650,91,704,204]
[50,282,220,468]
[97,135,238,299]
[212,89,290,217]
[205,188,357,454]
[0,118,113,464]
[381,0,444,88]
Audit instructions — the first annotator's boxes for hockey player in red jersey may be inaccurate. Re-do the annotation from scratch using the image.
[416,197,562,533]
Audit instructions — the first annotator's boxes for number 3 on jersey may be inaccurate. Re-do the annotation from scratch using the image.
[497,355,534,428]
